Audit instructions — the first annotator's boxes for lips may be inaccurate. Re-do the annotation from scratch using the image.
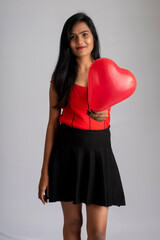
[77,46,86,50]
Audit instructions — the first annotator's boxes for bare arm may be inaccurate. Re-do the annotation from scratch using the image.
[41,81,61,175]
[38,80,61,204]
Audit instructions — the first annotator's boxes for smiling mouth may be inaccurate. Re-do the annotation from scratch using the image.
[77,46,86,50]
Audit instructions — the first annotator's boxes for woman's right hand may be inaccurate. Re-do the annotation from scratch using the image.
[38,172,49,205]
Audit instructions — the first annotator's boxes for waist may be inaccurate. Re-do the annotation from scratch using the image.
[55,123,111,148]
[59,112,110,130]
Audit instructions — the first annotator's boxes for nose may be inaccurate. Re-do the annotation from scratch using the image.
[76,35,84,44]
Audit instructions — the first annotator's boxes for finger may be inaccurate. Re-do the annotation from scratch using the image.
[87,111,108,120]
[91,109,109,115]
[89,114,104,121]
[87,111,97,117]
[89,111,106,118]
[41,192,46,204]
[47,187,49,198]
[91,109,97,114]
[91,109,104,115]
[44,187,49,199]
[93,115,108,121]
[43,193,48,203]
[38,188,46,204]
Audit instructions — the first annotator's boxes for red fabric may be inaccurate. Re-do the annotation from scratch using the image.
[50,80,111,130]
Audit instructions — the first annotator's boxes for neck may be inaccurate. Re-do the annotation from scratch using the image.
[76,55,94,72]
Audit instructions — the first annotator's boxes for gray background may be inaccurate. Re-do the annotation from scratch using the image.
[0,0,160,239]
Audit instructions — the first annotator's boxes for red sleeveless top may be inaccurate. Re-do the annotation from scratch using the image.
[50,80,111,130]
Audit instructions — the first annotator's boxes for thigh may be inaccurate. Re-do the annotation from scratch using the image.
[86,204,109,233]
[61,201,83,225]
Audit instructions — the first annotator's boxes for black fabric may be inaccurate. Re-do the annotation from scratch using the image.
[46,123,126,207]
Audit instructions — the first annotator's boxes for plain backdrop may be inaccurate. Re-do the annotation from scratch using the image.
[0,0,160,239]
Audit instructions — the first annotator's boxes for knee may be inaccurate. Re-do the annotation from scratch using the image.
[64,218,83,235]
[88,229,106,240]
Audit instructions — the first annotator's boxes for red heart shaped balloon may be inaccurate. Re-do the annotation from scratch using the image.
[88,58,137,111]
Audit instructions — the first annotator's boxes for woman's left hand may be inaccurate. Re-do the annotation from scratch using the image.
[87,108,109,122]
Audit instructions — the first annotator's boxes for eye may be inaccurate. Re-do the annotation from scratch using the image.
[69,35,76,40]
[82,33,88,37]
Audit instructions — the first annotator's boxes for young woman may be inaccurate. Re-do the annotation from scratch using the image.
[38,12,126,240]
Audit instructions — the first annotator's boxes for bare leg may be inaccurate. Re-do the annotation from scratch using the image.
[60,201,83,240]
[86,204,109,240]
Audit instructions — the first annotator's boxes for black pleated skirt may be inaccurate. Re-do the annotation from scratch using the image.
[46,123,126,207]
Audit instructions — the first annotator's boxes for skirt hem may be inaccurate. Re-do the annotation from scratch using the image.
[47,198,126,207]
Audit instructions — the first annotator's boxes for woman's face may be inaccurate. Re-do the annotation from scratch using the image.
[69,21,94,59]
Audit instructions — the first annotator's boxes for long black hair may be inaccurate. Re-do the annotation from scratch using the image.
[51,11,101,109]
